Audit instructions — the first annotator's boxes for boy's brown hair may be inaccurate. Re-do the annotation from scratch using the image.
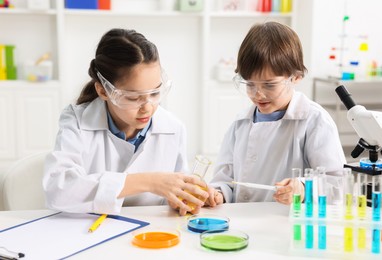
[236,21,307,79]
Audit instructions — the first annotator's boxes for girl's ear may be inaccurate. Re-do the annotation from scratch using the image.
[95,82,108,101]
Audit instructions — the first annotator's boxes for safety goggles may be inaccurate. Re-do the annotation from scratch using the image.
[97,71,171,109]
[233,74,293,100]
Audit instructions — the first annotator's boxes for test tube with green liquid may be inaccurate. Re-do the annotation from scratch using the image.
[357,173,367,220]
[317,167,327,218]
[343,168,354,220]
[292,168,302,216]
[304,168,314,218]
[372,175,381,221]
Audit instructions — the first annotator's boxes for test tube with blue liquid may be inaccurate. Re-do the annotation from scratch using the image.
[372,227,381,254]
[343,168,354,220]
[304,168,314,218]
[316,167,327,250]
[372,175,381,221]
[317,167,327,218]
[357,173,367,220]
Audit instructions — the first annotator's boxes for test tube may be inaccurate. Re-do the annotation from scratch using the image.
[317,167,327,218]
[292,168,302,216]
[318,224,326,250]
[305,223,314,249]
[357,173,367,220]
[304,168,314,218]
[358,227,366,251]
[344,226,354,252]
[343,168,354,220]
[372,228,381,254]
[372,175,381,221]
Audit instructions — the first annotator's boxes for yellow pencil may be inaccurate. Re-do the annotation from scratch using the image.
[88,214,107,233]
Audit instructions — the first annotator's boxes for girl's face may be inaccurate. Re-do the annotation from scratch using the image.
[247,69,298,114]
[96,62,162,139]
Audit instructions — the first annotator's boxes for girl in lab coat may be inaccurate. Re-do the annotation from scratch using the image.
[206,22,346,205]
[43,28,210,215]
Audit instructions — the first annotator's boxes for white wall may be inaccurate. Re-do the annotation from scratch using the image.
[63,15,203,161]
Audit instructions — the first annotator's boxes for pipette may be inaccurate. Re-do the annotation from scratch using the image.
[231,181,278,191]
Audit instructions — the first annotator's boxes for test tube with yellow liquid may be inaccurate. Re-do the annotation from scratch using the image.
[343,168,354,220]
[187,155,211,211]
[356,173,367,220]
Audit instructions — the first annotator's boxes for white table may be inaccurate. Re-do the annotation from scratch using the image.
[0,202,333,259]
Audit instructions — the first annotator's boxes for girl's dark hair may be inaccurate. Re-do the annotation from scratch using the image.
[76,28,159,104]
[236,21,307,79]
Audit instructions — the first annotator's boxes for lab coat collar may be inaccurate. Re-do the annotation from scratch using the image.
[81,98,108,131]
[80,98,176,134]
[235,91,310,122]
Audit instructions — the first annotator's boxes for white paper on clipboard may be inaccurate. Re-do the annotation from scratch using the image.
[0,212,149,259]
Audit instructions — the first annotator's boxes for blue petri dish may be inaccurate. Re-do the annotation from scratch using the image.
[360,158,382,170]
[187,214,229,233]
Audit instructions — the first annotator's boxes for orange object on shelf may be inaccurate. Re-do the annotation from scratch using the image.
[98,0,111,10]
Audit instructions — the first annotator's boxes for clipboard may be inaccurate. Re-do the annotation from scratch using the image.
[0,212,149,259]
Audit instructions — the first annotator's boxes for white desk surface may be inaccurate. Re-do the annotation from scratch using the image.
[0,202,343,259]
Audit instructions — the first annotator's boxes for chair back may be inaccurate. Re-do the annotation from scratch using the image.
[1,152,48,210]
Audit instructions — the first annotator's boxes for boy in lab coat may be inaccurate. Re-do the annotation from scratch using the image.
[206,22,346,205]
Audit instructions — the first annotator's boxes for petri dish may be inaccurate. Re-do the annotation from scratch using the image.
[187,214,229,233]
[360,158,382,170]
[200,229,248,251]
[132,228,180,249]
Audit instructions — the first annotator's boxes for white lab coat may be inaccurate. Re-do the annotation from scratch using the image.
[43,98,188,214]
[210,91,346,203]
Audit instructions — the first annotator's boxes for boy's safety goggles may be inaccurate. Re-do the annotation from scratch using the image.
[97,71,171,109]
[233,74,293,100]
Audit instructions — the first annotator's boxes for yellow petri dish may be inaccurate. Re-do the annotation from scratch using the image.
[200,229,249,251]
[132,228,180,249]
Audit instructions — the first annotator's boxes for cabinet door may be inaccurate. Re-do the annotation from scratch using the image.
[0,91,16,159]
[15,89,60,157]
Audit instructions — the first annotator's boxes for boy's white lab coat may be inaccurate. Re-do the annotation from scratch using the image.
[210,91,346,203]
[43,98,188,214]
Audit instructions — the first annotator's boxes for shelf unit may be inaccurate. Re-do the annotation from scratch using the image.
[0,0,308,169]
[312,77,382,162]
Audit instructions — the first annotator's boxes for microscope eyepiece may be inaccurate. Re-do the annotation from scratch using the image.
[335,85,356,110]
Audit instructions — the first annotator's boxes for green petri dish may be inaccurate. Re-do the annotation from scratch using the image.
[200,229,248,251]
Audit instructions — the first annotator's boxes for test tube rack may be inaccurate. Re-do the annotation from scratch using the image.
[289,204,382,257]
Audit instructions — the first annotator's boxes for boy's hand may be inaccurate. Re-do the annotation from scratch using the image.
[204,187,224,207]
[273,178,305,205]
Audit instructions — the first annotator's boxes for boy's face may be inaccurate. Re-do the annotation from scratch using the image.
[247,69,295,114]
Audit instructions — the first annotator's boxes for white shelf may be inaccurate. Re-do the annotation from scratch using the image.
[63,9,203,17]
[209,11,293,18]
[0,8,57,15]
[0,80,60,89]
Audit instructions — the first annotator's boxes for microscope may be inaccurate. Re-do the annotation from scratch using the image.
[335,85,382,206]
[335,85,382,175]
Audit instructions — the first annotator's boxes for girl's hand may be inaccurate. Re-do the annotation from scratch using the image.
[273,178,305,205]
[152,173,209,216]
[204,187,224,207]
